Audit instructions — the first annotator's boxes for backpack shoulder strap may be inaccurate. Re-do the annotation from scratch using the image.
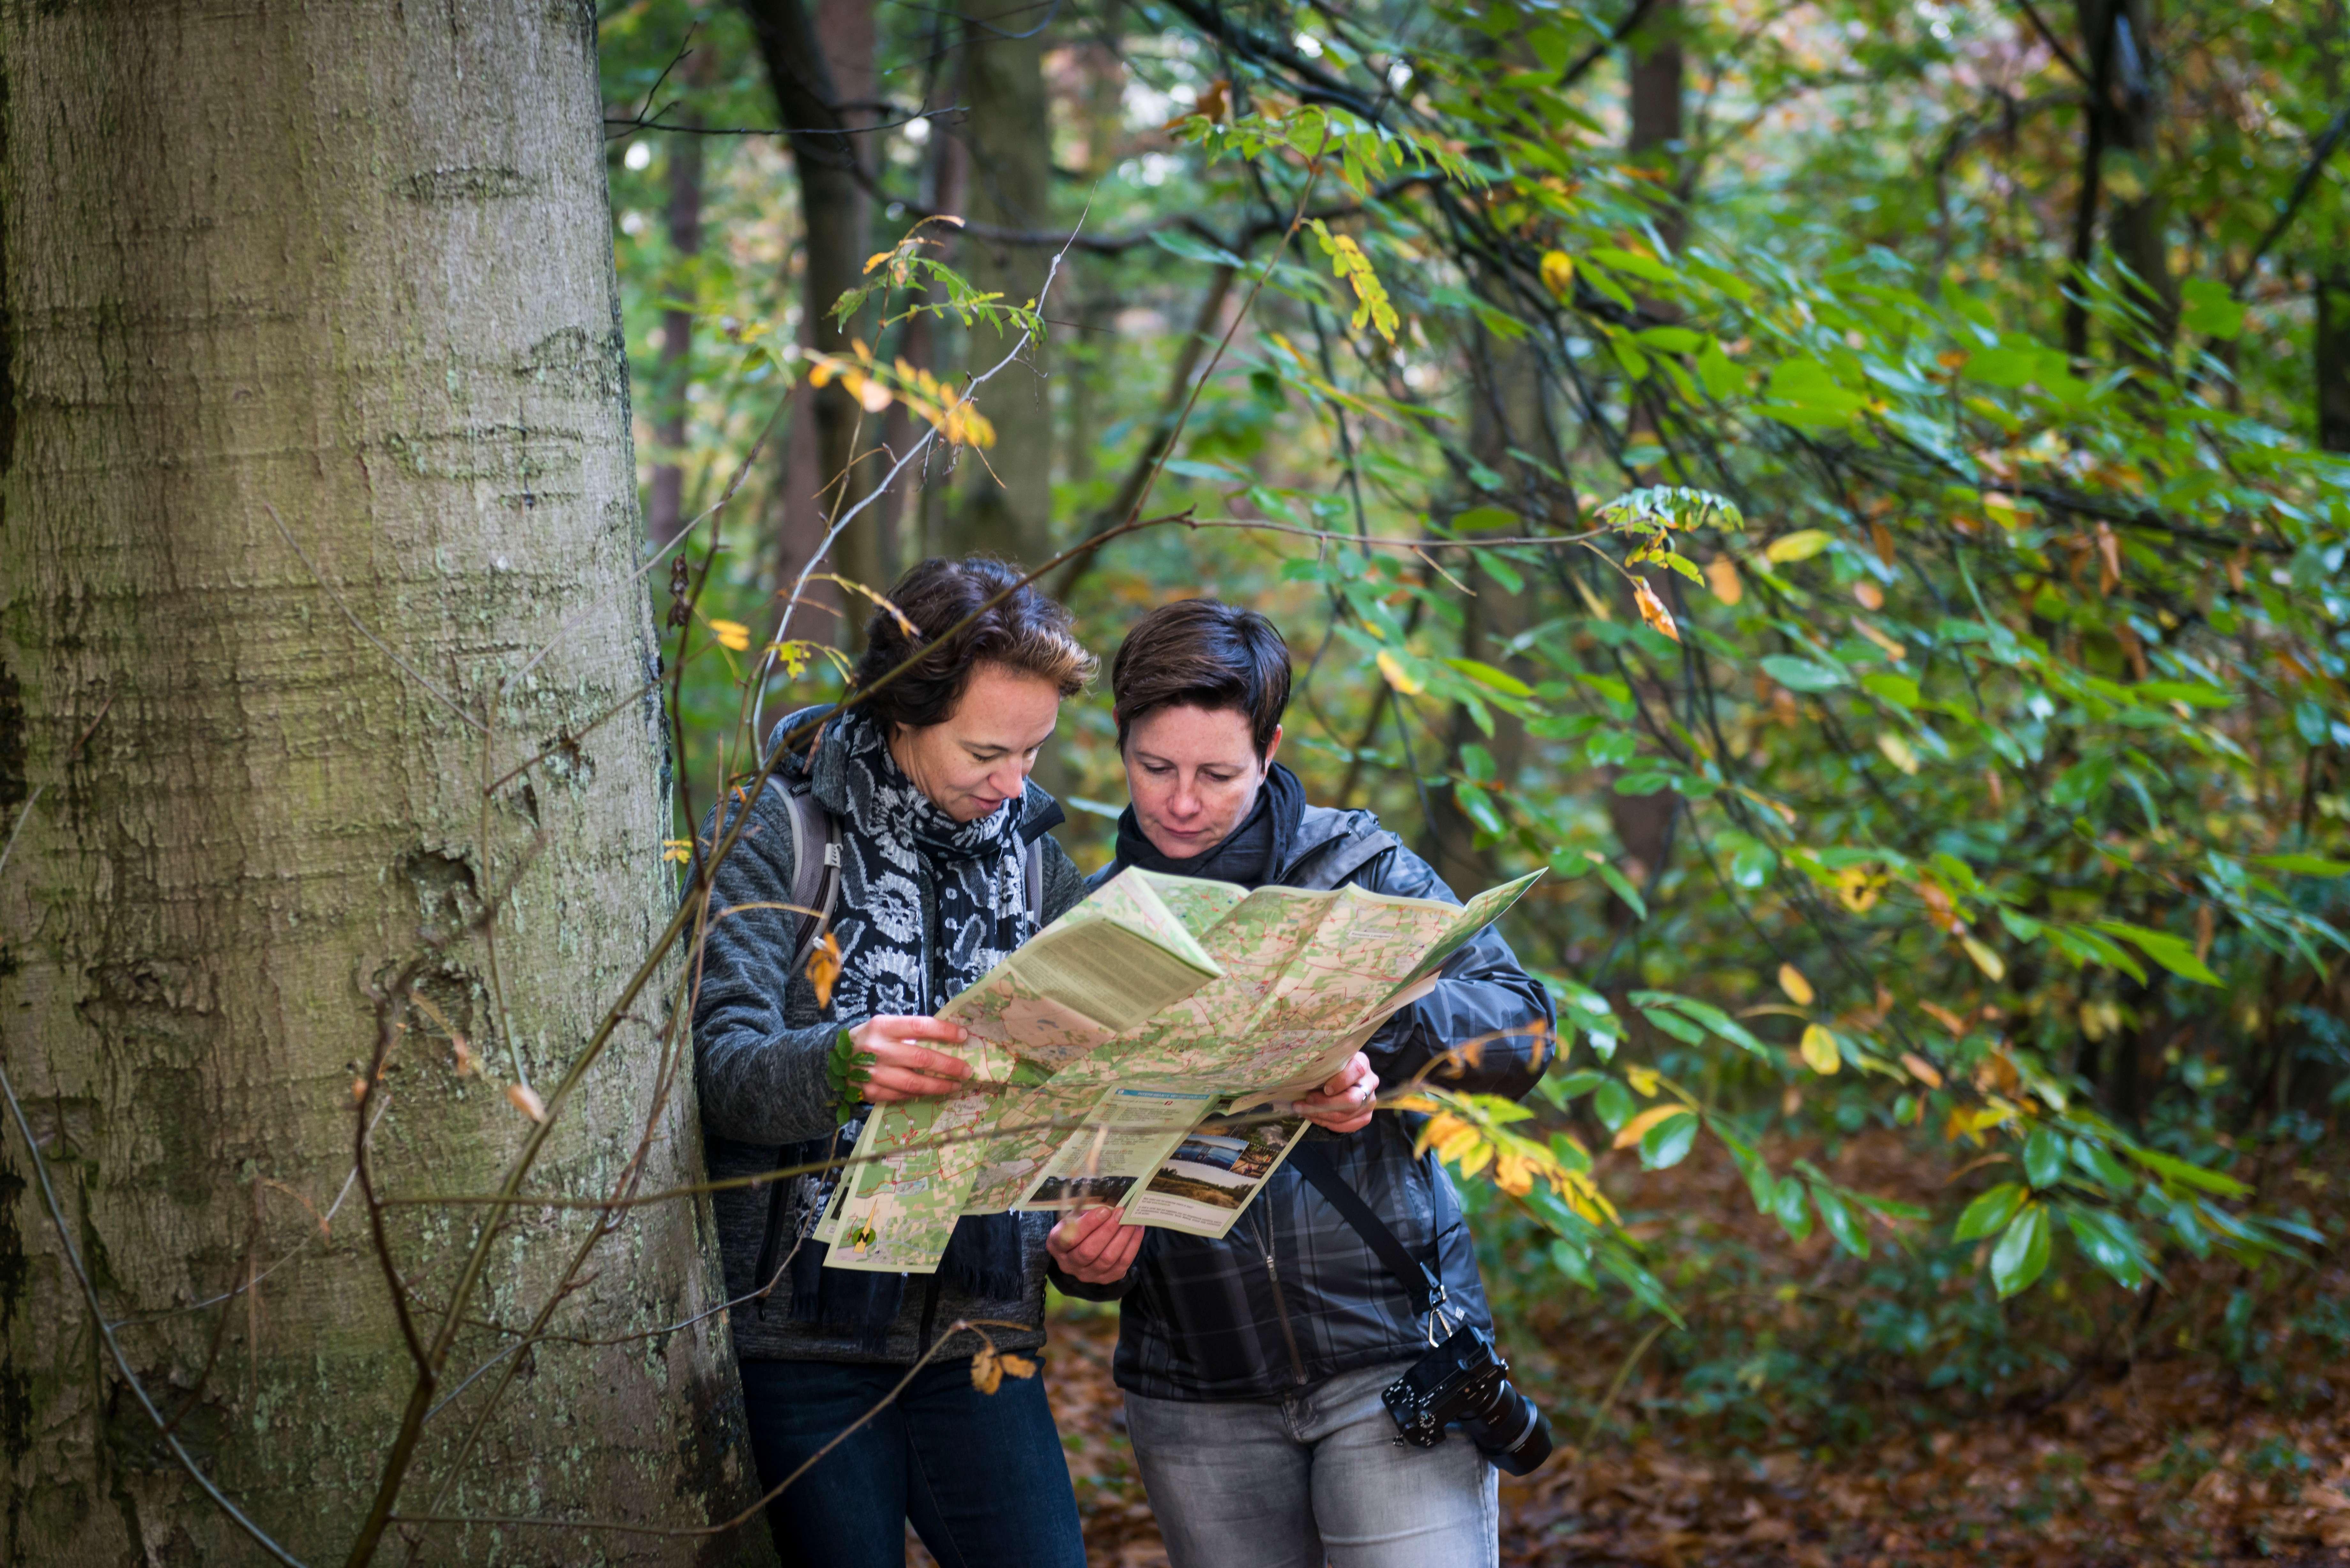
[1022,837,1046,929]
[762,776,843,975]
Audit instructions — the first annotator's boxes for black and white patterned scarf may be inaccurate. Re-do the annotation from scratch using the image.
[817,706,1034,1021]
[783,706,1042,1350]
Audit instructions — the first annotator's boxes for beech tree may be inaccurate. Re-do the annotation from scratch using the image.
[0,3,766,1562]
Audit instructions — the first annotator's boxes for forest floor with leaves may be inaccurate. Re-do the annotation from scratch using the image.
[1001,1130,2350,1568]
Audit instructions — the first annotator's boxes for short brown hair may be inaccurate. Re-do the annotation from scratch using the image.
[849,557,1096,730]
[1111,599,1291,757]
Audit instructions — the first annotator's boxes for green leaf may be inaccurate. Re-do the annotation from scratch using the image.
[2254,854,2350,877]
[1640,1110,1700,1170]
[1592,1078,1637,1135]
[1811,1182,1869,1258]
[1539,1069,1606,1107]
[1639,1006,1709,1046]
[1761,654,1849,691]
[1771,1174,1814,1240]
[1764,359,1866,420]
[2091,920,2221,986]
[1989,1204,2051,1297]
[1442,657,1533,697]
[1696,339,1745,400]
[2179,276,2245,341]
[1592,859,1648,920]
[2061,1205,2149,1290]
[1953,1181,2026,1241]
[1635,325,1706,354]
[1450,505,1518,533]
[2125,1144,2249,1198]
[2023,1128,2066,1190]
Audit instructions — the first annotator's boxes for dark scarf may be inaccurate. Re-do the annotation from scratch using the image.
[1113,761,1306,892]
[781,708,1037,1352]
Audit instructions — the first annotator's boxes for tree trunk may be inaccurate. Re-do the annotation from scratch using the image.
[0,4,765,1562]
[648,103,707,547]
[1627,0,1686,249]
[2318,269,2350,451]
[1063,1,1127,495]
[947,0,1058,566]
[2065,0,2173,361]
[745,0,884,643]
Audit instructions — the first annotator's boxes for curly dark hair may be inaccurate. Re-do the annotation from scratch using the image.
[847,557,1096,731]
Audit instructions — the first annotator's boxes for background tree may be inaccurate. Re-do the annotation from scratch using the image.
[0,3,764,1560]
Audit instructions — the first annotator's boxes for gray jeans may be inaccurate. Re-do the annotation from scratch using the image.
[1123,1360,1499,1568]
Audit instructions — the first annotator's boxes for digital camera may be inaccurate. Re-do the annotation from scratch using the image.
[1380,1323,1554,1476]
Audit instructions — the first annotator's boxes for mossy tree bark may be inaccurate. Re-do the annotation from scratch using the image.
[0,3,766,1562]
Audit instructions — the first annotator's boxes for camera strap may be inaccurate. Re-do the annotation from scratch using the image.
[1286,1141,1447,1325]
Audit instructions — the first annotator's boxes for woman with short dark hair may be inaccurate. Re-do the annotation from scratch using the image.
[1046,597,1554,1568]
[694,557,1095,1568]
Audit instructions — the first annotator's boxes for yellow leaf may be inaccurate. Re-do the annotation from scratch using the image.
[1703,555,1743,604]
[1631,577,1679,642]
[857,378,894,413]
[1876,731,1920,774]
[505,1082,547,1123]
[1625,1066,1660,1097]
[1899,1051,1944,1089]
[1764,529,1831,564]
[970,1348,1003,1396]
[1375,649,1423,695]
[806,931,843,1011]
[707,619,751,653]
[1611,1104,1690,1150]
[1800,1024,1840,1074]
[663,838,693,864]
[1540,250,1576,300]
[1960,934,2006,982]
[998,1353,1037,1380]
[1777,963,1815,1006]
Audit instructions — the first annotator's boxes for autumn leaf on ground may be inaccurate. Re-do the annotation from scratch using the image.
[1632,577,1679,641]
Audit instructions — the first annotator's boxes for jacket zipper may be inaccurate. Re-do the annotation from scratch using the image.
[1254,1207,1309,1385]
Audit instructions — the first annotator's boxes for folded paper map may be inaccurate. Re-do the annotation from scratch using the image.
[821,864,1543,1273]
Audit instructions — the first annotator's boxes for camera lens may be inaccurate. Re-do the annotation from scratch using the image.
[1460,1381,1554,1476]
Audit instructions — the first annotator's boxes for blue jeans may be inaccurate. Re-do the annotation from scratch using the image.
[737,1355,1086,1568]
[1124,1359,1499,1568]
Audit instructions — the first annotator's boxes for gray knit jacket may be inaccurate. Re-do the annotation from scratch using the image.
[691,718,1085,1364]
